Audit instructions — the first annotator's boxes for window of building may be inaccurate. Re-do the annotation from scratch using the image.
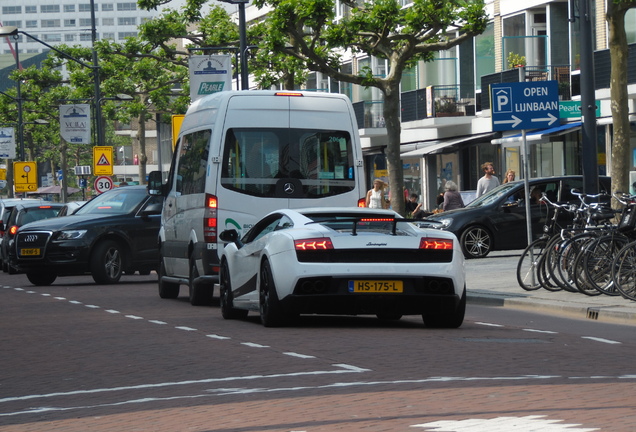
[627,9,636,44]
[80,33,93,42]
[102,3,114,11]
[118,17,137,26]
[42,20,61,28]
[3,21,21,28]
[102,18,115,26]
[117,2,137,11]
[26,21,38,28]
[80,18,97,27]
[102,32,115,40]
[64,4,75,13]
[475,22,495,91]
[118,31,137,39]
[26,49,40,54]
[25,6,37,13]
[65,34,76,42]
[43,34,62,43]
[41,5,61,13]
[2,6,21,14]
[79,4,96,12]
[65,19,76,27]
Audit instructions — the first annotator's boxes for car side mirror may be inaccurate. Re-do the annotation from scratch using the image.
[219,229,244,248]
[147,171,165,196]
[140,202,163,218]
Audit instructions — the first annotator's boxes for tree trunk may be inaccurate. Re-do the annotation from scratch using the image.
[137,112,148,185]
[607,2,633,201]
[382,83,404,216]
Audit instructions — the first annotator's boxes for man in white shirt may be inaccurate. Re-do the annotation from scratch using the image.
[476,162,500,197]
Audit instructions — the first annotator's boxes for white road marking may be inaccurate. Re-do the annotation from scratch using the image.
[14,288,24,291]
[175,326,197,331]
[207,334,230,340]
[41,293,51,296]
[411,415,599,431]
[69,300,82,305]
[105,309,120,314]
[242,342,269,348]
[85,305,100,309]
[54,297,66,300]
[581,336,621,344]
[475,322,503,327]
[0,363,370,405]
[125,315,144,320]
[284,352,316,359]
[523,328,557,334]
[148,320,167,325]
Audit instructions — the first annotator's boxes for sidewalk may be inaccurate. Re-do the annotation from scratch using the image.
[465,250,636,325]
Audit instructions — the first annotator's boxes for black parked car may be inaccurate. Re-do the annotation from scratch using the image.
[13,186,163,286]
[2,202,65,273]
[423,176,611,259]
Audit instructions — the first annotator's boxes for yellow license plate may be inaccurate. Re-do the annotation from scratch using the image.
[348,280,403,293]
[20,248,41,256]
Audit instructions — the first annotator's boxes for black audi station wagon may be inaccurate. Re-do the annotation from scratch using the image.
[13,186,163,286]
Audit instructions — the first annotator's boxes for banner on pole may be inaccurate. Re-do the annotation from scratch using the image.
[188,55,232,102]
[59,104,91,144]
[0,127,16,159]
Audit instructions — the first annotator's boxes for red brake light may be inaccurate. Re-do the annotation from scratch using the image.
[294,238,334,250]
[357,199,366,207]
[275,92,303,97]
[39,206,52,209]
[360,218,393,222]
[420,238,453,250]
[204,194,218,243]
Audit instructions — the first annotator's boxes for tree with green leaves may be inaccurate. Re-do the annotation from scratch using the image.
[606,0,636,200]
[140,0,488,214]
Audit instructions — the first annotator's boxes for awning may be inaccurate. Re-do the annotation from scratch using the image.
[491,121,581,146]
[401,132,498,157]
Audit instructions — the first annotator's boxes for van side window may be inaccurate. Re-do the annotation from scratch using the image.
[177,130,211,195]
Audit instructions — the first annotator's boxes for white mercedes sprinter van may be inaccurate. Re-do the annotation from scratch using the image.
[148,90,366,305]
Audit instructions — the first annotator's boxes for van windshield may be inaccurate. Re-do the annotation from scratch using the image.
[221,128,356,198]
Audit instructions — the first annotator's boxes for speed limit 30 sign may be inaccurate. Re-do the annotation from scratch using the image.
[94,176,113,194]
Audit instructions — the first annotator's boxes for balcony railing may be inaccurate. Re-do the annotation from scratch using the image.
[352,84,476,129]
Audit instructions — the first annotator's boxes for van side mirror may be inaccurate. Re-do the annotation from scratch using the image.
[147,171,165,196]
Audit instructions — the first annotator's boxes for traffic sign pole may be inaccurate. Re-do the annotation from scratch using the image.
[491,80,560,249]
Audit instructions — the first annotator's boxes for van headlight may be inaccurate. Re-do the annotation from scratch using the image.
[56,230,87,241]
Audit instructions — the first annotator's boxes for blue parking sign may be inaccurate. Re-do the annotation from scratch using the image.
[490,81,560,131]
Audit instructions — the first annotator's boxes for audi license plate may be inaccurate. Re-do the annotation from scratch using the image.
[20,248,41,256]
[348,280,403,293]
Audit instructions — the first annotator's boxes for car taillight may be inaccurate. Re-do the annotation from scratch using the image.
[357,198,366,207]
[203,194,218,243]
[420,238,453,250]
[8,225,18,236]
[294,238,334,250]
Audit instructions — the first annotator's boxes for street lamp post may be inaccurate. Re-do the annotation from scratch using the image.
[219,0,250,90]
[0,26,104,147]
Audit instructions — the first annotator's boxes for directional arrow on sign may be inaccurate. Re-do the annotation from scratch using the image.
[493,115,522,128]
[531,112,558,126]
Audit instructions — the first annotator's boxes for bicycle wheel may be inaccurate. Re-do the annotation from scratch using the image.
[516,238,548,291]
[613,241,636,301]
[580,233,629,296]
[572,238,603,296]
[536,234,563,292]
[554,232,599,293]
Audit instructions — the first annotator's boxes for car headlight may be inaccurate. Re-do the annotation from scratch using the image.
[56,230,87,241]
[437,218,453,229]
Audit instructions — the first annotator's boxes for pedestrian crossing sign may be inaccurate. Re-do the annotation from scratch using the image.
[93,146,113,176]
